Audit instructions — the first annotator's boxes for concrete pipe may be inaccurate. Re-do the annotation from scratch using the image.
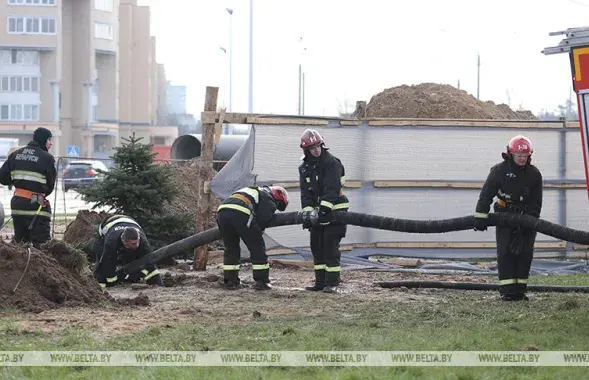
[170,134,249,163]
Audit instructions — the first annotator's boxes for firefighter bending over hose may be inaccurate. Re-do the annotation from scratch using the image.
[217,185,289,290]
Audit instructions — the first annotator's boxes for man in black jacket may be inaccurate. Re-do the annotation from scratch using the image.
[299,129,349,294]
[0,127,56,246]
[217,185,289,290]
[94,215,163,289]
[473,135,543,301]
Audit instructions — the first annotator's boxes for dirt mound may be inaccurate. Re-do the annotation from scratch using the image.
[63,210,110,247]
[0,240,106,312]
[168,160,223,251]
[358,83,538,120]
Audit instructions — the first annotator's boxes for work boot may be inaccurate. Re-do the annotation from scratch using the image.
[305,268,325,291]
[323,285,338,294]
[514,293,529,301]
[500,293,518,301]
[222,279,242,290]
[253,280,272,290]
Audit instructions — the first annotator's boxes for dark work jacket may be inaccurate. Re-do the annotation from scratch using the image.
[475,159,543,218]
[298,150,349,212]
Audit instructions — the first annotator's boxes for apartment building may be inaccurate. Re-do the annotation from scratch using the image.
[0,0,177,159]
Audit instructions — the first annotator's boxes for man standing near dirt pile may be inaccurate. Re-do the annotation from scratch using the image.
[0,127,56,247]
[94,215,164,289]
[299,129,349,294]
[217,185,289,290]
[473,135,543,301]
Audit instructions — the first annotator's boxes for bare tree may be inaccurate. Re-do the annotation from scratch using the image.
[337,97,355,117]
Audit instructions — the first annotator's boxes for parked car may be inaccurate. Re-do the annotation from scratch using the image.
[62,160,109,192]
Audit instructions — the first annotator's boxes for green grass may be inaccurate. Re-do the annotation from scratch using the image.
[2,274,589,379]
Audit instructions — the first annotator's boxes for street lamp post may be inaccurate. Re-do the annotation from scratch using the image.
[226,8,233,114]
[248,0,253,113]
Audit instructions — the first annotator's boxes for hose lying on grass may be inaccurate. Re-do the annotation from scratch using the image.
[376,280,589,293]
[122,210,589,275]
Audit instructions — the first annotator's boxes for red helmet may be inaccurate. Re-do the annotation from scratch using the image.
[300,129,325,150]
[269,185,289,211]
[507,135,533,155]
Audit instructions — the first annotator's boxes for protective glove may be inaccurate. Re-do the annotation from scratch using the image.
[302,208,318,229]
[318,205,332,225]
[473,216,488,231]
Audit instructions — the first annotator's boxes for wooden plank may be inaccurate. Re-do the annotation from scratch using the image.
[268,259,314,269]
[214,108,225,145]
[194,86,219,271]
[267,248,297,255]
[368,119,562,129]
[374,241,566,249]
[373,180,587,189]
[340,120,362,126]
[374,180,481,189]
[246,117,329,125]
[271,181,363,189]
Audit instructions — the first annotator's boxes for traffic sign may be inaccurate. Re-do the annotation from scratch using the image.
[67,145,80,158]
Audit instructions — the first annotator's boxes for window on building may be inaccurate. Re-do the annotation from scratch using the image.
[94,0,113,12]
[9,0,56,5]
[94,22,113,40]
[0,104,39,121]
[0,105,8,120]
[7,16,56,34]
[0,76,41,92]
[0,77,8,91]
[40,17,55,34]
[26,17,40,33]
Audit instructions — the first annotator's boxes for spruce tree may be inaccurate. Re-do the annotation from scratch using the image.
[77,134,194,249]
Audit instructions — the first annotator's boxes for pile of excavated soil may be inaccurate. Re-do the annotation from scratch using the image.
[63,210,110,247]
[168,159,223,251]
[356,83,537,120]
[0,240,107,312]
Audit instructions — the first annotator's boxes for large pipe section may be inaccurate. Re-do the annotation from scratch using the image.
[123,210,589,275]
[376,280,589,293]
[170,134,248,162]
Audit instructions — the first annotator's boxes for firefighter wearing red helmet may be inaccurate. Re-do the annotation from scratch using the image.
[473,135,543,301]
[298,128,349,293]
[217,185,289,290]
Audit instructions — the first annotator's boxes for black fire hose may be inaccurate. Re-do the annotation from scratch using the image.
[376,280,589,293]
[122,210,589,275]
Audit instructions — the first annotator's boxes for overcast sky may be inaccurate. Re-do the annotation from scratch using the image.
[141,0,589,118]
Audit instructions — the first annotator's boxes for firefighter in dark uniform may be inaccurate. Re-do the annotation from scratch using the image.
[0,127,56,246]
[299,129,349,294]
[474,135,543,301]
[217,185,289,290]
[94,215,163,289]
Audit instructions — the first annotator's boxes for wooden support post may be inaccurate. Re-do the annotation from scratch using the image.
[194,86,219,271]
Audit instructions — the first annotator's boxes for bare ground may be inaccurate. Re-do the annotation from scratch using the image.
[3,266,493,339]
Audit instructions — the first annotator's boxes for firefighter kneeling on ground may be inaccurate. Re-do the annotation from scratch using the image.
[473,135,543,301]
[299,129,349,294]
[217,185,289,290]
[0,127,57,247]
[94,215,164,289]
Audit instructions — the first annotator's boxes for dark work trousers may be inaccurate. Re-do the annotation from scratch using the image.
[496,226,537,296]
[310,222,347,287]
[11,196,51,248]
[217,209,269,284]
